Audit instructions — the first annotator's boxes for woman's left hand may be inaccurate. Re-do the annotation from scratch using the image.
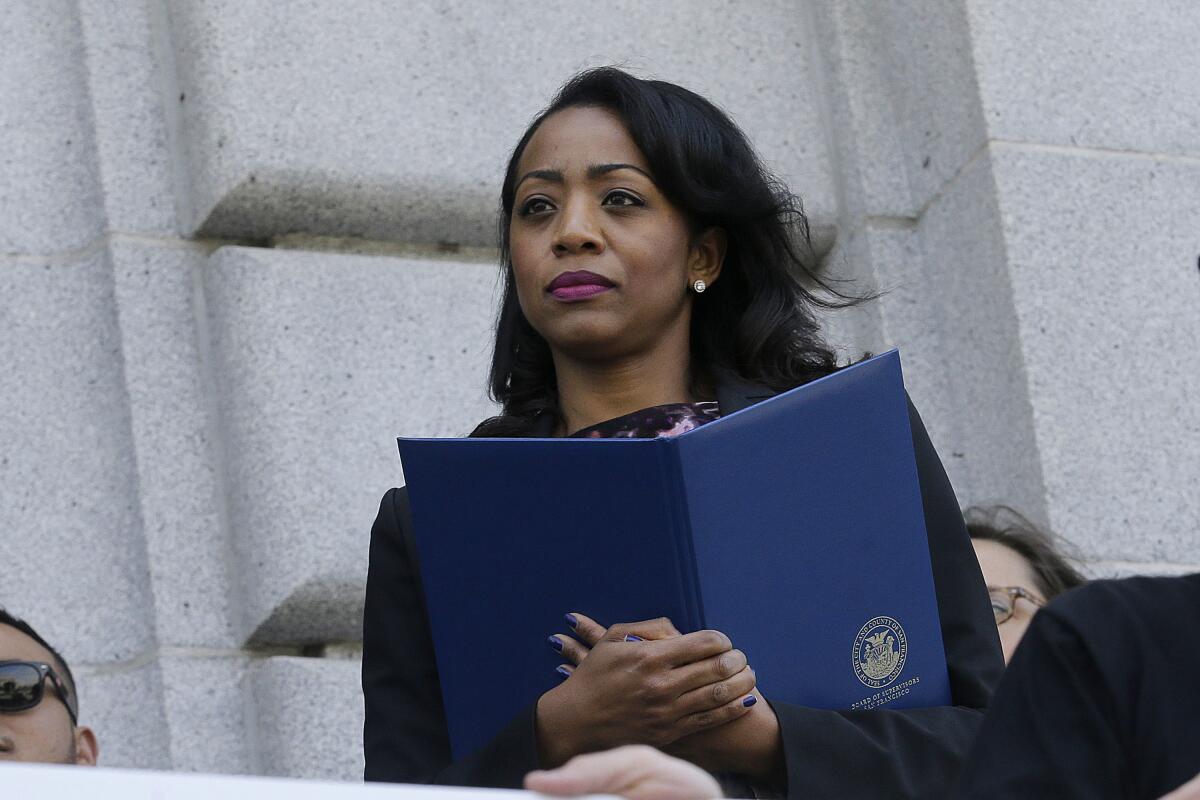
[557,614,785,786]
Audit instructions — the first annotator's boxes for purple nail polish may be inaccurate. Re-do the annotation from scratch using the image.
[555,666,571,680]
[565,613,578,629]
[624,634,643,642]
[547,635,564,653]
[742,695,757,708]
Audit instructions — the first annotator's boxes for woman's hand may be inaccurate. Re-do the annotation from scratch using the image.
[556,614,784,786]
[664,689,784,786]
[535,615,757,767]
[525,745,723,800]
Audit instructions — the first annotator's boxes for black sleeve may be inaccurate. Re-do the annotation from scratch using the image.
[770,399,1005,799]
[952,607,1125,799]
[362,487,541,787]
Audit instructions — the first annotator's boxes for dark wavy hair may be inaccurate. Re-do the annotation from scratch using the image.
[965,506,1087,600]
[473,67,856,437]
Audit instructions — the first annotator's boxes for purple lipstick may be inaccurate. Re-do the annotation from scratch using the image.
[547,270,615,301]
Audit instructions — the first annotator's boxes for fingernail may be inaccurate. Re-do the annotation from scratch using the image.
[624,634,643,642]
[564,613,578,629]
[547,635,564,653]
[742,696,757,708]
[555,666,571,680]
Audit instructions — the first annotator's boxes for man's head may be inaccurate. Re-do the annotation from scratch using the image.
[0,608,97,765]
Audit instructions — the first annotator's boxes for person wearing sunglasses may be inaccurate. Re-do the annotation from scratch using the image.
[965,506,1087,663]
[0,608,98,765]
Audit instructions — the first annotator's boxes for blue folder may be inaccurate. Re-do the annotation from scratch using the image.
[398,349,951,758]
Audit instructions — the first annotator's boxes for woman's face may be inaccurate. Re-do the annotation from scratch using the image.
[508,105,720,363]
[971,539,1045,664]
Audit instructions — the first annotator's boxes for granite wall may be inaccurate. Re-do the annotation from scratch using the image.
[1,0,1196,778]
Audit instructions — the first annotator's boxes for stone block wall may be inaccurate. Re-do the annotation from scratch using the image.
[808,0,1200,576]
[1,0,1196,780]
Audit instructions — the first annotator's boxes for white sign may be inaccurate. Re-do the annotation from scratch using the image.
[0,763,609,800]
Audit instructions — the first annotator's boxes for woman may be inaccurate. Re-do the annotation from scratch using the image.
[965,506,1087,663]
[363,67,1003,798]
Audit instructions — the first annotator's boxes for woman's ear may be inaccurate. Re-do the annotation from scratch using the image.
[688,227,727,288]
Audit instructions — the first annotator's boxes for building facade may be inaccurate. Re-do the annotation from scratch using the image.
[2,0,1197,779]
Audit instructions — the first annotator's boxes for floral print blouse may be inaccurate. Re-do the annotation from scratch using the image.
[569,401,722,439]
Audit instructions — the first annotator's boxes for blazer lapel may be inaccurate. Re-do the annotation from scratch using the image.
[530,411,557,437]
[714,372,776,415]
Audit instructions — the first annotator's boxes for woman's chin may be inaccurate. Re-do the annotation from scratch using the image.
[543,322,636,362]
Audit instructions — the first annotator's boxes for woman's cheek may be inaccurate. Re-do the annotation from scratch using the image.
[511,263,545,322]
[999,617,1032,664]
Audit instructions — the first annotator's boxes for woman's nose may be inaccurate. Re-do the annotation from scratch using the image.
[552,202,604,256]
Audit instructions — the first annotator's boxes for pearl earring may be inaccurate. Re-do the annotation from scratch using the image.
[692,279,707,293]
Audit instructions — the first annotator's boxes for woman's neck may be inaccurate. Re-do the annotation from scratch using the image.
[553,351,697,436]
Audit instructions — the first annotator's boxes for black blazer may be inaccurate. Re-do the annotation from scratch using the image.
[363,378,1005,798]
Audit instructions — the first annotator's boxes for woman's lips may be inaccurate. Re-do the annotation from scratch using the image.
[547,270,615,301]
[551,284,612,300]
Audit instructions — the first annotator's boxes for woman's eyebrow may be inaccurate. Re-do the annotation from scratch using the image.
[587,163,653,181]
[515,163,654,193]
[515,169,562,192]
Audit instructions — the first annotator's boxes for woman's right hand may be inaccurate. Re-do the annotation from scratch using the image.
[534,616,757,767]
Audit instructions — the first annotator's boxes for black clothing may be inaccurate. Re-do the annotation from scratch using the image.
[363,377,1004,797]
[955,574,1200,800]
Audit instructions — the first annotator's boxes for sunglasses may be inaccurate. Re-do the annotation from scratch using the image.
[0,660,77,725]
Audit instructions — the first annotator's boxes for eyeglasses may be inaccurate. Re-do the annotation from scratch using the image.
[0,660,77,725]
[988,586,1046,625]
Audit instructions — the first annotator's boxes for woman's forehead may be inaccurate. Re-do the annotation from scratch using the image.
[971,539,1040,588]
[517,106,650,175]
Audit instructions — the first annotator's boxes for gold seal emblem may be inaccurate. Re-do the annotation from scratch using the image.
[852,616,908,688]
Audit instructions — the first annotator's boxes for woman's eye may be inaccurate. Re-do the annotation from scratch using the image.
[518,198,554,216]
[603,190,643,208]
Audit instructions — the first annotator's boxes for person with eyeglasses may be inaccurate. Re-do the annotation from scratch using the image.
[965,506,1087,663]
[522,575,1200,800]
[953,573,1200,799]
[0,608,98,765]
